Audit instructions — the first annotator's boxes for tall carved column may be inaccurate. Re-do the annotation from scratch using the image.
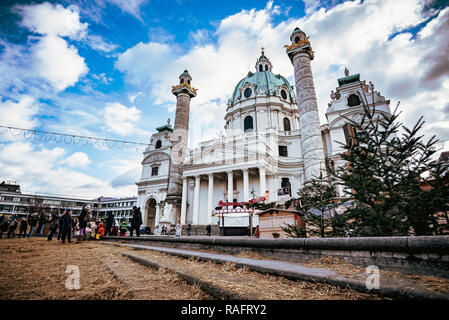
[181,177,188,224]
[207,174,214,225]
[285,28,325,183]
[166,70,197,222]
[193,175,200,225]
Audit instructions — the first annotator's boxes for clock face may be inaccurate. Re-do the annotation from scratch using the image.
[244,88,252,98]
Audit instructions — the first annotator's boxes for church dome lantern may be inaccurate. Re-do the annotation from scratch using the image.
[230,49,296,106]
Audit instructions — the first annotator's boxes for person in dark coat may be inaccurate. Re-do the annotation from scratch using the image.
[19,217,28,238]
[187,224,192,236]
[0,214,9,238]
[76,204,91,243]
[106,211,114,236]
[206,224,211,236]
[27,213,38,238]
[7,218,18,238]
[57,210,64,240]
[37,210,47,235]
[61,208,73,244]
[47,211,60,241]
[129,206,142,237]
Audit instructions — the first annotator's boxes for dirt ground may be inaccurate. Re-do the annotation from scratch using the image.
[0,238,210,300]
[0,238,401,300]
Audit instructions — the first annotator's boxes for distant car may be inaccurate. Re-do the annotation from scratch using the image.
[139,226,151,235]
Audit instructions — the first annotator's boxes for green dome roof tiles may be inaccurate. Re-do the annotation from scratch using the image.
[230,70,296,105]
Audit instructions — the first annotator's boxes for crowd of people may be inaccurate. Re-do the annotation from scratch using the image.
[0,206,144,243]
[1,206,222,240]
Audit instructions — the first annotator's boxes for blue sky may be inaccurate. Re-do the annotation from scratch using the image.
[0,0,448,198]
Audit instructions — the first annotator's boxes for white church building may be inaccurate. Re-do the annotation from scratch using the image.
[136,28,391,235]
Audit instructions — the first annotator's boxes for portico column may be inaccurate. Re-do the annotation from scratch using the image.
[259,166,266,197]
[227,171,233,203]
[207,174,214,224]
[193,175,200,225]
[155,203,160,226]
[243,168,249,201]
[181,177,188,224]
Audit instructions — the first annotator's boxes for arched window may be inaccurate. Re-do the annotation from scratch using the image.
[348,94,361,107]
[244,116,253,132]
[265,65,268,71]
[243,88,252,98]
[295,36,300,44]
[180,78,184,84]
[187,79,191,85]
[283,117,291,131]
[281,178,291,196]
[281,90,287,100]
[155,140,162,149]
[259,64,263,72]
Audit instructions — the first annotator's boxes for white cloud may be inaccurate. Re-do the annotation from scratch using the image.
[0,96,38,129]
[61,152,92,167]
[116,0,449,147]
[104,102,142,136]
[128,92,143,103]
[106,0,148,20]
[84,34,118,54]
[19,2,88,39]
[92,73,113,84]
[0,142,136,198]
[32,34,88,91]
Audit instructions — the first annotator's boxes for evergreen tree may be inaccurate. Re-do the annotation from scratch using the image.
[282,173,339,238]
[336,103,449,236]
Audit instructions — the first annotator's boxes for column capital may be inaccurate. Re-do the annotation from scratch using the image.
[208,173,214,178]
[226,170,233,175]
[194,174,200,178]
[242,168,249,173]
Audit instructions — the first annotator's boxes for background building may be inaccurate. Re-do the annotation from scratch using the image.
[0,181,97,217]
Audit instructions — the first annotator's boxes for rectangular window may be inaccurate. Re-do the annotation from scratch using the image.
[279,146,288,157]
[151,167,159,176]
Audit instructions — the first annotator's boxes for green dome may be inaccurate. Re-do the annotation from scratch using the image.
[231,70,296,105]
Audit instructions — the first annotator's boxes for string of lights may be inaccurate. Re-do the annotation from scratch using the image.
[0,125,150,151]
[0,124,447,157]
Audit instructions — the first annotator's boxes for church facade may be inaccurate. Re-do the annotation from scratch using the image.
[135,28,391,234]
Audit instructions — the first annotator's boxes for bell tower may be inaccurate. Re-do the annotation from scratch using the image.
[285,28,326,183]
[165,70,197,222]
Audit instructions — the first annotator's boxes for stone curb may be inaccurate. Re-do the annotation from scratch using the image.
[120,252,254,300]
[102,241,449,300]
[101,235,449,254]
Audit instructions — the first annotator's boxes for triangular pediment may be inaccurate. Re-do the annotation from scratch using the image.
[142,151,170,165]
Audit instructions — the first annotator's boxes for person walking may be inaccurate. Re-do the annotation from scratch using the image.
[0,215,9,238]
[129,206,142,237]
[61,208,73,244]
[57,210,64,240]
[175,221,182,238]
[37,210,47,235]
[7,218,18,238]
[0,214,5,235]
[76,204,91,243]
[119,219,128,237]
[186,224,192,236]
[105,211,114,236]
[27,213,38,238]
[47,210,59,241]
[19,217,28,238]
[206,224,211,236]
